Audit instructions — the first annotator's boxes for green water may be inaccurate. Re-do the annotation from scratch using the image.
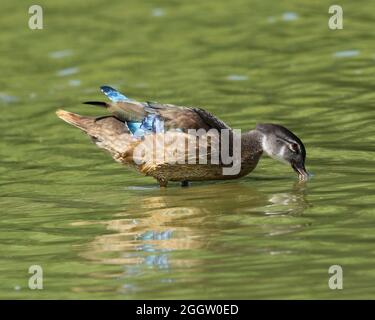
[1,0,375,299]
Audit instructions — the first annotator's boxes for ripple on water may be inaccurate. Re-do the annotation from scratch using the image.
[56,67,79,77]
[151,8,165,17]
[125,185,160,191]
[282,12,299,21]
[334,50,360,58]
[49,49,73,59]
[68,79,81,87]
[0,92,18,104]
[227,75,248,81]
[267,12,299,24]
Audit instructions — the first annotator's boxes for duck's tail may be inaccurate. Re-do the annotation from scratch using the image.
[56,109,133,159]
[56,109,96,132]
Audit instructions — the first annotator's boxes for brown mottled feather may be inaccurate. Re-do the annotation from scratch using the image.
[56,107,263,186]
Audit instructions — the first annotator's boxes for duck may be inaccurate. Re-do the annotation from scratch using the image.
[56,86,309,187]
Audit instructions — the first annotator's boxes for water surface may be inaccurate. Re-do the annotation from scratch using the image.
[1,0,375,299]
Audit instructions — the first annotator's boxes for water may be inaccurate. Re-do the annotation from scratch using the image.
[1,0,375,299]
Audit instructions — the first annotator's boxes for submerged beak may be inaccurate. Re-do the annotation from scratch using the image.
[292,162,310,181]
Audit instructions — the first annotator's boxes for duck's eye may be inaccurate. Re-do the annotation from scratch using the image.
[289,143,299,153]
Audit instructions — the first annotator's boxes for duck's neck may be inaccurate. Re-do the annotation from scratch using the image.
[241,130,264,159]
[222,129,263,178]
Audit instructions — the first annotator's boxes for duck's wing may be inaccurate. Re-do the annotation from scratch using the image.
[84,86,231,138]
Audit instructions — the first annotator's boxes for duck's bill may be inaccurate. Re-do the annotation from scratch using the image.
[292,163,310,181]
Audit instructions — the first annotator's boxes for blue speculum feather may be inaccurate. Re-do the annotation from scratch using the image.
[127,122,143,136]
[100,85,131,102]
[127,115,165,138]
[99,85,166,137]
[140,114,165,134]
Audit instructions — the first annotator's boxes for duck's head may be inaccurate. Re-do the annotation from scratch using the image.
[256,123,309,181]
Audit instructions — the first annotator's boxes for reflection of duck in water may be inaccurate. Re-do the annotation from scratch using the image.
[79,195,206,268]
[57,86,309,187]
[78,182,309,274]
[264,181,310,216]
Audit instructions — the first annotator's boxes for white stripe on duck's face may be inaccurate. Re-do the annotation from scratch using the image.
[261,135,290,164]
